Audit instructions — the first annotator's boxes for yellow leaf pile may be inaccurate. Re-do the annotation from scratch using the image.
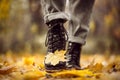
[0,51,120,80]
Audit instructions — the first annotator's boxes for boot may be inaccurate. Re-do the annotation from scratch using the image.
[44,19,68,72]
[65,42,82,70]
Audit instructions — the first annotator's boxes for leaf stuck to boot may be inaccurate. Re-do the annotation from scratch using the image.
[45,50,66,66]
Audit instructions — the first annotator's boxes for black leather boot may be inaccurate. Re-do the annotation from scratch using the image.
[65,42,82,70]
[44,19,68,72]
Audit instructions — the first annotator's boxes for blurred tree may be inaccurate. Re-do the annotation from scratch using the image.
[0,0,119,54]
[108,0,120,53]
[90,0,120,53]
[28,0,46,34]
[28,0,47,53]
[0,0,12,33]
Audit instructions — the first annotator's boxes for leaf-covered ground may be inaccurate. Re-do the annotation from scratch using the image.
[0,51,120,80]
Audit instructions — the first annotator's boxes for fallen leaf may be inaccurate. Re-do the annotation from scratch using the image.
[0,65,16,74]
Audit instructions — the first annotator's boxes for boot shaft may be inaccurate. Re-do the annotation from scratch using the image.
[45,19,68,53]
[65,42,82,69]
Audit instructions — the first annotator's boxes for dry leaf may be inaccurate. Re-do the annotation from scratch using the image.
[47,69,96,78]
[0,65,16,74]
[23,70,46,80]
[45,50,66,66]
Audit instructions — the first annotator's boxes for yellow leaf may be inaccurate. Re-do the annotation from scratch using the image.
[22,57,35,65]
[23,70,46,80]
[45,50,66,66]
[48,69,96,78]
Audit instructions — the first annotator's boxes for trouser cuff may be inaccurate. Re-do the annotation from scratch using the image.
[68,36,86,45]
[44,12,69,24]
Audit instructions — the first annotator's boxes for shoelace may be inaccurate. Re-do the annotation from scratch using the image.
[45,23,68,47]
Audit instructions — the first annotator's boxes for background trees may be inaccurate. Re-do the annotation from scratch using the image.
[0,0,120,54]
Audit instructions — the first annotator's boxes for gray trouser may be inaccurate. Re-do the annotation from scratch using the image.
[41,0,95,45]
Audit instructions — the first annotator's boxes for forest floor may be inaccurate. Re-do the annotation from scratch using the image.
[0,51,120,80]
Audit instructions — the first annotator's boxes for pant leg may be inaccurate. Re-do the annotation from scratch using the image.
[68,0,95,45]
[41,0,69,24]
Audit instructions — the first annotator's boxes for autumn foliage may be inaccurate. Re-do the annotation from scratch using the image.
[0,51,120,80]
